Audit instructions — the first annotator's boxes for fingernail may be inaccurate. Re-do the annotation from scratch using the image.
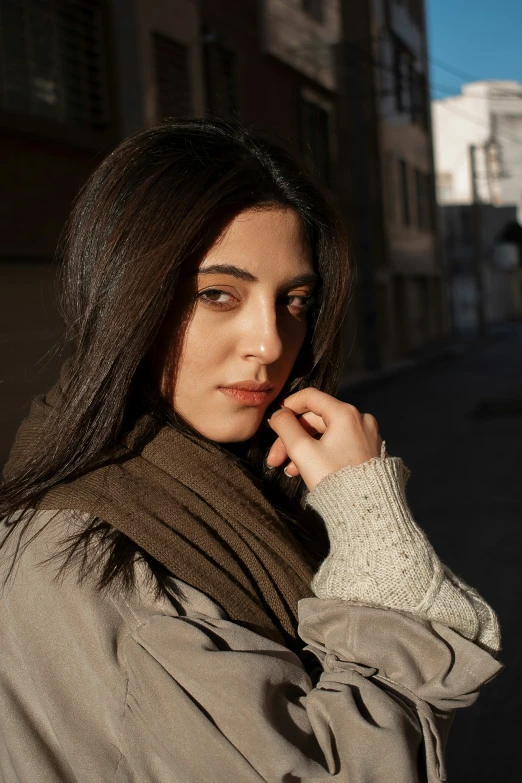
[265,462,276,470]
[283,467,294,478]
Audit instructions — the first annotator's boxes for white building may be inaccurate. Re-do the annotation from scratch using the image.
[432,81,522,218]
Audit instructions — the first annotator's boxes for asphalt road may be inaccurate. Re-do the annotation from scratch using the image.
[341,322,522,782]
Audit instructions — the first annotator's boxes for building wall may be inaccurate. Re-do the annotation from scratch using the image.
[262,0,341,91]
[0,135,99,260]
[338,0,446,367]
[432,80,522,217]
[377,0,444,354]
[136,0,205,125]
[0,0,119,261]
[199,0,338,143]
[441,203,522,333]
[0,0,123,464]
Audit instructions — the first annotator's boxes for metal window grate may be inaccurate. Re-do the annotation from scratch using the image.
[153,32,192,119]
[0,0,109,130]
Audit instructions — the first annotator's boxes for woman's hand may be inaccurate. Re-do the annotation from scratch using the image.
[266,388,382,491]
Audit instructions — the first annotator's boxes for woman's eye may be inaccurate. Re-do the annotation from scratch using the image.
[197,289,315,313]
[197,289,236,307]
[285,294,316,312]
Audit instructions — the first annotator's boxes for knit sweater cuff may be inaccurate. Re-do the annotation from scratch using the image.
[305,455,501,653]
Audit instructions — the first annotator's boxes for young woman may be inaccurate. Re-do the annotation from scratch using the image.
[0,119,501,782]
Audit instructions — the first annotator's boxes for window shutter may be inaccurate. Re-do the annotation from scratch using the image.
[56,0,108,129]
[0,0,109,130]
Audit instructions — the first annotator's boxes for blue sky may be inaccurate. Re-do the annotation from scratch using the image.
[426,0,522,98]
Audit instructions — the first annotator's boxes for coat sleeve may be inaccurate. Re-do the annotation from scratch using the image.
[118,590,501,783]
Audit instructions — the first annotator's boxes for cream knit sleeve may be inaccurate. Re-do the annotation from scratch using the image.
[304,445,501,654]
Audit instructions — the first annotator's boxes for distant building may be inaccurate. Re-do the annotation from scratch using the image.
[442,203,522,333]
[432,81,522,218]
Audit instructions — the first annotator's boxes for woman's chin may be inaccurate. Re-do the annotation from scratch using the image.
[196,411,265,444]
[213,423,262,443]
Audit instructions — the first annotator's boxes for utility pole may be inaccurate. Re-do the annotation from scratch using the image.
[469,144,486,338]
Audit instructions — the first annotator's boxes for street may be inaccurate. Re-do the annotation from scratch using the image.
[341,322,522,781]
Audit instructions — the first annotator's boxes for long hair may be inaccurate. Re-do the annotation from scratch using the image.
[0,118,352,595]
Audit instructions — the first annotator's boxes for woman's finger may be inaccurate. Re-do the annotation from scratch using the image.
[267,408,314,460]
[281,387,346,425]
[266,411,324,467]
[283,461,300,478]
[361,412,379,433]
[266,435,288,467]
[298,410,326,437]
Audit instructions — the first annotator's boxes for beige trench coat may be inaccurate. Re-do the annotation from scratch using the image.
[0,510,501,782]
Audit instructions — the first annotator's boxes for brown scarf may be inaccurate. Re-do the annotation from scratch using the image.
[5,380,318,653]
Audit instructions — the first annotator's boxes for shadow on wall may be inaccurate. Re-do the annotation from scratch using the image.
[0,262,66,469]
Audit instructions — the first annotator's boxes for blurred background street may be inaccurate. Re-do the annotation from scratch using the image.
[1,0,521,778]
[342,321,522,781]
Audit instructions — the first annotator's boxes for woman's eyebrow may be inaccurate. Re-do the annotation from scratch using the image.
[197,263,318,288]
[284,272,318,288]
[197,264,257,282]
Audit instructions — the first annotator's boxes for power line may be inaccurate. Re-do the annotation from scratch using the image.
[429,56,522,98]
[431,83,522,101]
[429,57,482,84]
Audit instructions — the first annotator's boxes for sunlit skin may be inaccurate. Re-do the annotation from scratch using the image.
[160,207,317,443]
[159,206,383,490]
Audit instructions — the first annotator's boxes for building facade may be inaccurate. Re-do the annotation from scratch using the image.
[0,0,121,465]
[432,81,522,219]
[198,0,341,185]
[0,0,445,462]
[432,81,522,335]
[442,203,522,333]
[336,0,446,372]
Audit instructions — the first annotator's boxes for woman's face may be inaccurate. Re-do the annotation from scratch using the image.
[160,207,317,442]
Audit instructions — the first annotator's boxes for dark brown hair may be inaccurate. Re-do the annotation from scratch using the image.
[0,118,351,595]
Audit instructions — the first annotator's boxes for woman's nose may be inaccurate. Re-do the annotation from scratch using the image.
[239,301,283,365]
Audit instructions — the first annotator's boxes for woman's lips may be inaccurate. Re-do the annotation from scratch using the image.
[218,387,270,406]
